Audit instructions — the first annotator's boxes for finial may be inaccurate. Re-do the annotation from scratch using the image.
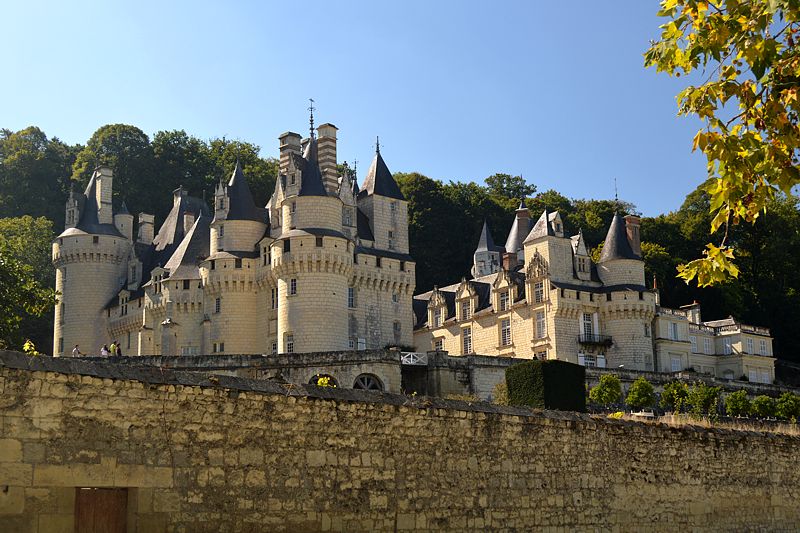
[353,159,358,178]
[308,98,316,139]
[375,136,380,154]
[614,177,619,205]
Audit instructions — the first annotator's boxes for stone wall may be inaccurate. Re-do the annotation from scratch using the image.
[1,350,799,532]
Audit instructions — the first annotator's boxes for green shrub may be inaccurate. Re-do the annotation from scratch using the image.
[505,360,585,412]
[625,377,656,410]
[589,374,622,407]
[492,381,509,406]
[660,381,689,412]
[775,392,800,421]
[686,382,721,417]
[751,395,776,418]
[725,390,751,417]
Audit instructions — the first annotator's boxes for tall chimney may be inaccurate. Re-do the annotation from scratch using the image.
[317,123,338,193]
[624,214,641,257]
[95,166,114,224]
[278,132,302,175]
[183,212,195,234]
[138,213,155,244]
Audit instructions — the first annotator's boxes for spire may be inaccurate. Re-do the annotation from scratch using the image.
[297,137,328,196]
[308,98,316,139]
[224,159,264,221]
[118,201,130,216]
[359,145,405,200]
[476,220,502,252]
[376,136,380,154]
[599,212,638,262]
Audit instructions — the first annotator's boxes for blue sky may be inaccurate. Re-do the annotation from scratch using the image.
[2,1,706,216]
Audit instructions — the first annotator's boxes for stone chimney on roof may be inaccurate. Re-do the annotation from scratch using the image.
[624,214,641,257]
[278,132,302,175]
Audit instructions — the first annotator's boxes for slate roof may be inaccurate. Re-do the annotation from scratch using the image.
[475,220,503,253]
[504,207,533,254]
[524,209,555,243]
[225,160,267,222]
[59,172,123,238]
[358,148,405,200]
[357,208,374,241]
[599,213,638,262]
[298,138,329,197]
[163,214,210,280]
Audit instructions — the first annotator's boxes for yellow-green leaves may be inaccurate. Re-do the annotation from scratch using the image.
[677,244,739,287]
[647,0,800,286]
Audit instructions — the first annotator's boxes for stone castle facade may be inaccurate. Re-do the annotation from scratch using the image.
[53,120,415,357]
[412,204,776,383]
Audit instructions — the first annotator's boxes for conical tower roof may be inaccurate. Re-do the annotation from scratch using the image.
[476,220,503,252]
[225,160,264,221]
[599,213,638,262]
[163,214,211,280]
[298,138,328,197]
[63,170,122,237]
[359,145,404,200]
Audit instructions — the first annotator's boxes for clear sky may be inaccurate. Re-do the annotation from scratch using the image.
[2,1,706,216]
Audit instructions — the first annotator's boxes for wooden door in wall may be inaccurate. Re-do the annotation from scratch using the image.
[75,488,128,533]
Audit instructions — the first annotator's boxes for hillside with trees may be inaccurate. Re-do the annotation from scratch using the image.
[1,124,799,363]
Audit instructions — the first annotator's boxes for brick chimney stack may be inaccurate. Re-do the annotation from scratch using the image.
[624,214,641,257]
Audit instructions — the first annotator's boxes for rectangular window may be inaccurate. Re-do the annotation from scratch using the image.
[127,332,131,350]
[606,292,612,302]
[234,258,242,269]
[348,287,355,308]
[315,236,323,247]
[760,370,770,384]
[212,343,217,353]
[271,288,278,309]
[58,337,64,354]
[499,290,509,311]
[291,202,296,213]
[287,335,294,354]
[92,236,99,244]
[400,261,405,271]
[393,321,401,333]
[219,225,224,237]
[582,313,593,336]
[348,338,355,350]
[644,323,651,337]
[392,292,399,304]
[357,338,366,350]
[376,257,382,268]
[388,230,394,250]
[284,239,291,253]
[272,342,277,355]
[290,279,297,295]
[433,338,444,351]
[500,318,511,346]
[723,338,732,355]
[671,356,682,372]
[536,311,546,339]
[433,308,442,327]
[462,327,472,354]
[215,297,221,313]
[535,349,547,360]
[582,353,597,368]
[746,337,754,354]
[704,337,712,354]
[343,207,352,226]
[669,322,679,341]
[461,301,471,320]
[219,342,224,353]
[183,280,190,290]
[749,369,758,382]
[689,335,697,353]
[210,260,215,270]
[759,339,767,356]
[534,282,544,303]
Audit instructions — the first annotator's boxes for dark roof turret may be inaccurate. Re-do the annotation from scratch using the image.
[599,212,638,261]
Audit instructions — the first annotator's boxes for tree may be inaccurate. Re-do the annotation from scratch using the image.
[646,1,800,287]
[725,389,751,417]
[484,173,536,200]
[751,395,777,418]
[0,240,57,350]
[0,216,56,351]
[660,381,689,412]
[775,392,800,420]
[686,382,721,416]
[589,374,622,407]
[625,377,656,410]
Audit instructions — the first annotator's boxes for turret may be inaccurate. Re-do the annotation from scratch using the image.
[356,140,408,254]
[596,213,644,286]
[504,200,532,266]
[471,220,502,278]
[114,202,134,241]
[137,213,154,244]
[52,168,129,356]
[522,209,571,281]
[210,160,267,253]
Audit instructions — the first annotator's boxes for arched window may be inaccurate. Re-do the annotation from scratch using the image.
[353,374,383,391]
[309,374,338,387]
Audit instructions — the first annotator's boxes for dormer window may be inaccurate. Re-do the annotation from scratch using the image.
[499,290,509,311]
[433,308,442,327]
[219,198,225,210]
[460,300,471,320]
[534,281,544,303]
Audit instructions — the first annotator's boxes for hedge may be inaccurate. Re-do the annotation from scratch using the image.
[505,360,586,412]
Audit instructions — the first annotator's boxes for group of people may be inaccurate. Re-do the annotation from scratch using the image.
[71,341,124,357]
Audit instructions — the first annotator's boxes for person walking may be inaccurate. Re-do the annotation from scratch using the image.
[100,344,110,357]
[115,341,123,357]
[109,341,118,356]
[71,345,82,357]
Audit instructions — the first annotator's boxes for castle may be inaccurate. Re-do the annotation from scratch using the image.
[52,120,415,357]
[412,204,776,383]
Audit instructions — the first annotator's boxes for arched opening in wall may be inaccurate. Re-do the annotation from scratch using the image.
[353,374,383,391]
[309,374,338,388]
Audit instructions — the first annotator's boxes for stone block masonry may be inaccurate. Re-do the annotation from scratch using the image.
[0,350,798,532]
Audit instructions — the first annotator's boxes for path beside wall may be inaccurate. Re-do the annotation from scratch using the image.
[0,350,798,532]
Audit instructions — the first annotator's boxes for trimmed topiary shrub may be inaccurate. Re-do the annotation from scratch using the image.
[505,360,586,412]
[589,374,622,407]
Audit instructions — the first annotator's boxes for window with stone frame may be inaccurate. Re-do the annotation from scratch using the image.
[462,327,472,354]
[348,287,356,308]
[535,311,546,339]
[290,278,297,295]
[704,337,713,354]
[460,300,471,320]
[433,338,444,351]
[286,334,294,354]
[499,290,509,311]
[745,337,754,354]
[759,339,767,355]
[271,288,278,309]
[690,335,698,353]
[534,281,544,303]
[500,318,512,346]
[433,308,442,327]
[582,313,593,336]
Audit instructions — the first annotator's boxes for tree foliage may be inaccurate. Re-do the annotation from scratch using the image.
[775,391,800,420]
[589,374,622,406]
[725,389,751,417]
[646,0,800,287]
[660,381,690,412]
[484,173,536,200]
[750,394,777,418]
[625,377,656,409]
[686,381,721,416]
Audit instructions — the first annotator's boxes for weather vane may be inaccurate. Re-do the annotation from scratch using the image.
[375,136,380,154]
[308,98,315,138]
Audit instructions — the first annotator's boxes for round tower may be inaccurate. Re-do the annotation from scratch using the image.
[273,136,353,353]
[52,167,130,356]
